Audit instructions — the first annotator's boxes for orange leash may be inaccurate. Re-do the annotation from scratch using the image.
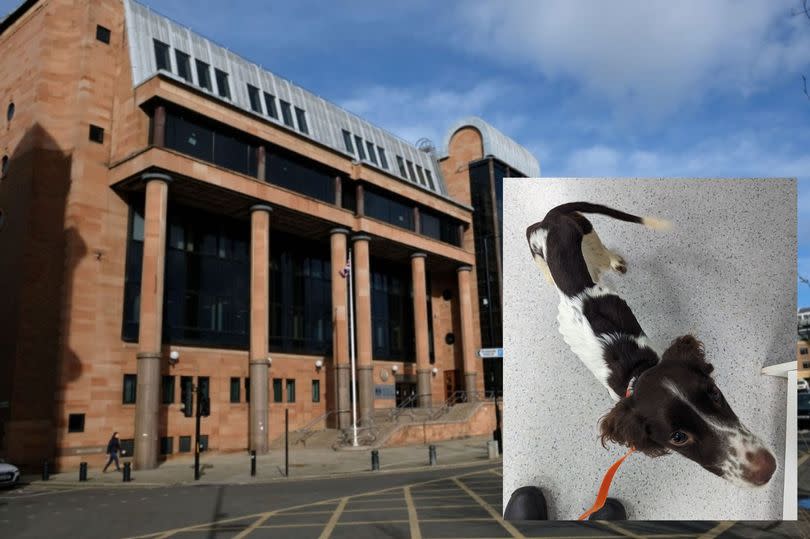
[578,447,635,520]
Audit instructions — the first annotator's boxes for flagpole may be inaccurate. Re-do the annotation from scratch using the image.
[347,247,358,447]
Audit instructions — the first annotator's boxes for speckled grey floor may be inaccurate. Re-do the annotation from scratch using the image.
[502,178,796,520]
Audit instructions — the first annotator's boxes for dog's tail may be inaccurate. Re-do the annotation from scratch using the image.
[549,202,672,231]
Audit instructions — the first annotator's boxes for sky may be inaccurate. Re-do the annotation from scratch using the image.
[4,0,809,307]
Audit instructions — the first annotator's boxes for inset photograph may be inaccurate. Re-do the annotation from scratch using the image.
[503,178,796,520]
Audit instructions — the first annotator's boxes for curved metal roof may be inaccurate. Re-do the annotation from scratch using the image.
[442,116,540,177]
[123,0,449,197]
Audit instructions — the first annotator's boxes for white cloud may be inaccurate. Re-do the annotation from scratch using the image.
[452,0,810,115]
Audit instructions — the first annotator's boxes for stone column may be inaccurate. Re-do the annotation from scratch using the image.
[134,172,171,470]
[256,146,267,182]
[249,205,272,453]
[411,253,431,407]
[352,235,373,424]
[330,228,351,429]
[152,105,166,147]
[457,266,478,401]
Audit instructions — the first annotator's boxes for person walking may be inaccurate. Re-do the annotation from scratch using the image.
[103,431,122,472]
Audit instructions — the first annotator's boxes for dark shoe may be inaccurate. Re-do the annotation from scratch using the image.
[504,486,548,520]
[588,497,627,520]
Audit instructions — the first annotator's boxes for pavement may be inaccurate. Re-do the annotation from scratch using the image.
[21,435,499,487]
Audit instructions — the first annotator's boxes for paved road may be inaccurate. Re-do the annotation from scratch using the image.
[1,462,805,538]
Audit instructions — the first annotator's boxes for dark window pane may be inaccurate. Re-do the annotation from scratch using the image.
[198,377,210,400]
[295,107,308,134]
[273,378,282,403]
[416,165,426,186]
[280,100,293,127]
[120,439,134,456]
[230,377,240,403]
[425,170,435,190]
[214,130,256,176]
[154,39,170,71]
[96,25,111,44]
[89,124,104,144]
[312,380,320,403]
[160,437,173,455]
[421,211,441,240]
[199,435,208,452]
[286,379,296,403]
[161,375,175,404]
[377,147,388,169]
[396,156,407,178]
[265,147,335,203]
[245,377,250,402]
[165,111,214,162]
[342,130,354,153]
[406,160,417,183]
[123,374,137,404]
[215,69,230,98]
[341,178,356,213]
[247,85,262,113]
[68,414,85,433]
[175,50,192,82]
[364,188,414,230]
[366,141,377,165]
[264,93,278,118]
[370,260,414,362]
[179,436,191,452]
[355,136,366,160]
[196,60,211,91]
[180,376,193,408]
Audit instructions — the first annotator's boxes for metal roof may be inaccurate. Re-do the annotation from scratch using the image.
[122,0,449,197]
[442,116,540,177]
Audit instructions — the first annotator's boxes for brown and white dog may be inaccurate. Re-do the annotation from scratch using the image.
[525,202,776,487]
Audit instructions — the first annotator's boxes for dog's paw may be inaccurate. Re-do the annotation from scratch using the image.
[610,255,627,274]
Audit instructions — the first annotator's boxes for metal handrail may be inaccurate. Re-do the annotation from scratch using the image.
[292,410,337,445]
[389,393,419,422]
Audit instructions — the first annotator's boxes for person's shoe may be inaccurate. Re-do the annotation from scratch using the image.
[504,486,548,520]
[588,497,627,520]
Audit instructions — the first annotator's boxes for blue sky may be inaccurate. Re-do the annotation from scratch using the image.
[5,0,809,306]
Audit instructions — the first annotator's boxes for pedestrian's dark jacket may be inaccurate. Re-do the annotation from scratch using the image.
[106,436,120,455]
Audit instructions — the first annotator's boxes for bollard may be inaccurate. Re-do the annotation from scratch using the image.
[42,461,50,481]
[123,462,131,482]
[79,462,88,481]
[371,449,380,471]
[250,450,256,477]
[429,445,437,466]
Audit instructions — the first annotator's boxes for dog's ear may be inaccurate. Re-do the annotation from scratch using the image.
[599,398,667,457]
[662,334,714,375]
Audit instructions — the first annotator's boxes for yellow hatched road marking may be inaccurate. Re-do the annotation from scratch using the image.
[404,486,422,539]
[317,497,348,539]
[696,521,737,539]
[452,477,525,539]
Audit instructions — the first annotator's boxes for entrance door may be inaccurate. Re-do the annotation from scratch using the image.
[395,382,417,407]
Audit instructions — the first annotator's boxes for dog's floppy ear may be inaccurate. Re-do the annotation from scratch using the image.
[599,398,667,457]
[661,334,714,375]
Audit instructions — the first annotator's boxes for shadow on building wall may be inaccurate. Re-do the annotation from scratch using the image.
[0,123,85,469]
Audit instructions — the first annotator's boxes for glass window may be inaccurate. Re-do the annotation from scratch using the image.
[160,437,173,455]
[406,160,417,183]
[165,110,214,163]
[215,69,230,99]
[416,165,427,186]
[312,380,320,403]
[96,25,111,44]
[396,156,407,178]
[68,413,85,433]
[196,60,212,91]
[377,147,388,169]
[245,377,250,402]
[295,107,308,134]
[123,374,137,404]
[273,378,283,403]
[365,141,378,165]
[364,187,414,230]
[354,136,366,160]
[230,377,240,403]
[286,379,296,403]
[214,130,257,176]
[371,260,415,362]
[161,375,175,404]
[175,50,192,82]
[421,211,441,240]
[199,435,209,452]
[180,376,193,409]
[265,146,336,203]
[342,178,357,213]
[264,92,278,119]
[342,130,354,154]
[280,100,293,127]
[801,348,808,355]
[425,170,435,190]
[247,85,262,113]
[179,436,191,452]
[153,39,171,71]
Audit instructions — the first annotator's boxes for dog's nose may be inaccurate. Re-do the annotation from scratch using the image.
[742,449,776,486]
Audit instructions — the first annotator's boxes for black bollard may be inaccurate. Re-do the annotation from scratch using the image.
[122,462,131,482]
[42,461,50,481]
[79,462,87,481]
[371,449,380,471]
[250,450,256,477]
[429,445,437,466]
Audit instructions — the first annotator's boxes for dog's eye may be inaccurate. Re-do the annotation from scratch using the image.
[670,431,690,446]
[708,385,722,403]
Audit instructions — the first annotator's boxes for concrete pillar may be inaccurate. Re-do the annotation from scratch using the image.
[413,207,421,234]
[352,235,373,424]
[249,204,272,453]
[134,172,171,470]
[256,146,266,181]
[457,266,478,401]
[356,184,365,216]
[330,228,351,429]
[411,253,431,408]
[152,105,166,147]
[334,176,343,207]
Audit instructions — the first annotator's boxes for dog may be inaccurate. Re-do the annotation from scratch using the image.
[525,202,776,487]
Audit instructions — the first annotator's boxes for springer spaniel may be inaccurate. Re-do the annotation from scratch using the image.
[525,202,776,487]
